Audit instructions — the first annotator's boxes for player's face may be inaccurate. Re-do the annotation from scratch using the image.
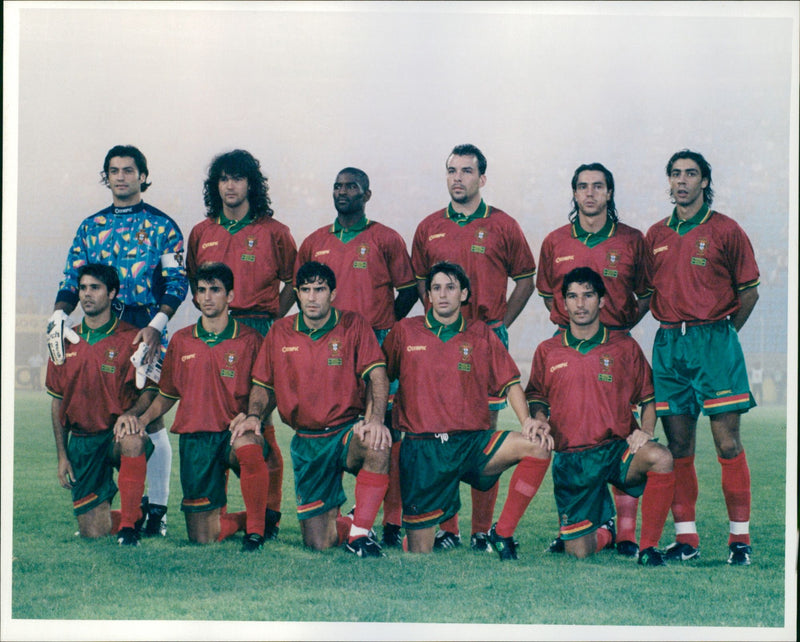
[333,172,370,217]
[78,275,114,317]
[668,158,708,208]
[446,154,486,205]
[296,278,336,322]
[564,281,604,327]
[218,173,249,210]
[106,156,145,201]
[195,278,233,319]
[428,272,468,322]
[573,170,611,219]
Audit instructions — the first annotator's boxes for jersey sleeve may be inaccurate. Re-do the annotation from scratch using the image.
[382,323,402,382]
[355,315,387,380]
[55,221,91,308]
[486,326,521,397]
[295,234,314,278]
[157,339,181,400]
[535,233,555,299]
[251,330,275,390]
[524,345,549,409]
[154,216,189,312]
[504,216,536,280]
[384,228,416,289]
[185,222,202,282]
[726,220,760,291]
[630,341,655,406]
[411,220,431,281]
[275,223,299,284]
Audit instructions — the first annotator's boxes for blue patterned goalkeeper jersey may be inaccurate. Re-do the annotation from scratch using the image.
[56,201,188,320]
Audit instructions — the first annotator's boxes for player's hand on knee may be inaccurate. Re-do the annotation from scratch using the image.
[354,418,391,450]
[114,414,144,441]
[229,413,261,444]
[626,428,652,454]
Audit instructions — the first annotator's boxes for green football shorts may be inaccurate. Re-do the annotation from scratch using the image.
[552,439,645,541]
[68,429,154,516]
[179,431,270,513]
[290,420,357,521]
[400,429,509,530]
[653,319,755,418]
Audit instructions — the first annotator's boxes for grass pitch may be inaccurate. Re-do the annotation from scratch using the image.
[7,391,793,638]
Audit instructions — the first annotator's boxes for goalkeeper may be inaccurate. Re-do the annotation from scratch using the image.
[49,144,188,537]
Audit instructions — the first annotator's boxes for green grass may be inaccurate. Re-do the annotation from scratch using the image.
[9,392,792,634]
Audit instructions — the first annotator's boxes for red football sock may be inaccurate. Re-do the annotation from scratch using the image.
[471,481,499,535]
[720,451,751,545]
[613,486,640,544]
[110,510,122,534]
[439,514,459,535]
[495,457,549,539]
[236,443,269,536]
[336,513,353,546]
[262,425,283,513]
[118,454,147,530]
[350,469,389,541]
[217,510,247,542]
[640,470,676,550]
[382,441,403,526]
[595,526,613,552]
[671,455,699,547]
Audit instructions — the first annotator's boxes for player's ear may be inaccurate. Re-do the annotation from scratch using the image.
[227,289,235,305]
[599,295,605,309]
[330,288,337,303]
[363,189,372,204]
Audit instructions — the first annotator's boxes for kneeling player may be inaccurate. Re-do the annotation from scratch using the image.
[232,261,391,557]
[116,262,270,551]
[47,264,153,546]
[383,262,553,559]
[525,267,675,565]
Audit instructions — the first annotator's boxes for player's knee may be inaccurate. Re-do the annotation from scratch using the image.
[644,442,673,473]
[118,433,147,457]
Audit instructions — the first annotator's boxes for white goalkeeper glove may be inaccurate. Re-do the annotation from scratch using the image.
[46,310,80,365]
[130,342,163,389]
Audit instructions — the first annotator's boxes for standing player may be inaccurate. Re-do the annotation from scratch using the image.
[232,262,391,557]
[383,262,553,559]
[537,162,650,557]
[47,264,152,546]
[187,149,298,540]
[525,267,675,565]
[645,150,759,565]
[411,144,537,551]
[296,167,417,547]
[48,145,188,537]
[116,262,271,550]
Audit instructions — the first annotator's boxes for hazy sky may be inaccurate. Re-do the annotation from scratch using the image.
[3,2,798,641]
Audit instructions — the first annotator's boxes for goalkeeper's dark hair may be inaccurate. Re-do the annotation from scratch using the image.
[78,264,121,298]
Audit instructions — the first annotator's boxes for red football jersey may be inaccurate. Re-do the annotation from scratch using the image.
[296,220,415,330]
[537,221,648,329]
[383,314,520,434]
[187,216,297,316]
[251,309,386,430]
[645,209,760,323]
[524,328,654,451]
[158,319,263,433]
[411,206,536,322]
[46,318,140,433]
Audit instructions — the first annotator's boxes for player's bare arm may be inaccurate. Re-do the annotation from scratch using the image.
[357,367,391,451]
[134,394,177,435]
[51,397,75,489]
[626,402,656,454]
[503,276,535,327]
[393,287,419,321]
[634,296,652,325]
[508,384,553,450]
[230,385,275,443]
[730,286,759,332]
[277,282,296,318]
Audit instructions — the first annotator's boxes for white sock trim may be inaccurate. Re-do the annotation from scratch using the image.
[349,524,370,539]
[729,521,750,535]
[674,521,697,535]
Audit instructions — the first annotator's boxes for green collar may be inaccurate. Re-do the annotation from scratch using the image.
[331,216,370,242]
[446,200,489,226]
[217,211,254,234]
[194,315,238,347]
[563,323,609,355]
[79,314,120,345]
[572,216,616,248]
[666,203,713,235]
[296,307,340,340]
[424,307,465,342]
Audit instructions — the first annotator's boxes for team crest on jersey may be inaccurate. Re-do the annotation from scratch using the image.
[352,244,369,269]
[135,229,148,245]
[219,352,237,378]
[475,228,487,241]
[225,352,237,365]
[458,342,473,372]
[101,348,117,373]
[246,236,257,249]
[327,338,343,366]
[105,348,118,361]
[691,238,709,266]
[598,354,613,382]
[603,250,620,278]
